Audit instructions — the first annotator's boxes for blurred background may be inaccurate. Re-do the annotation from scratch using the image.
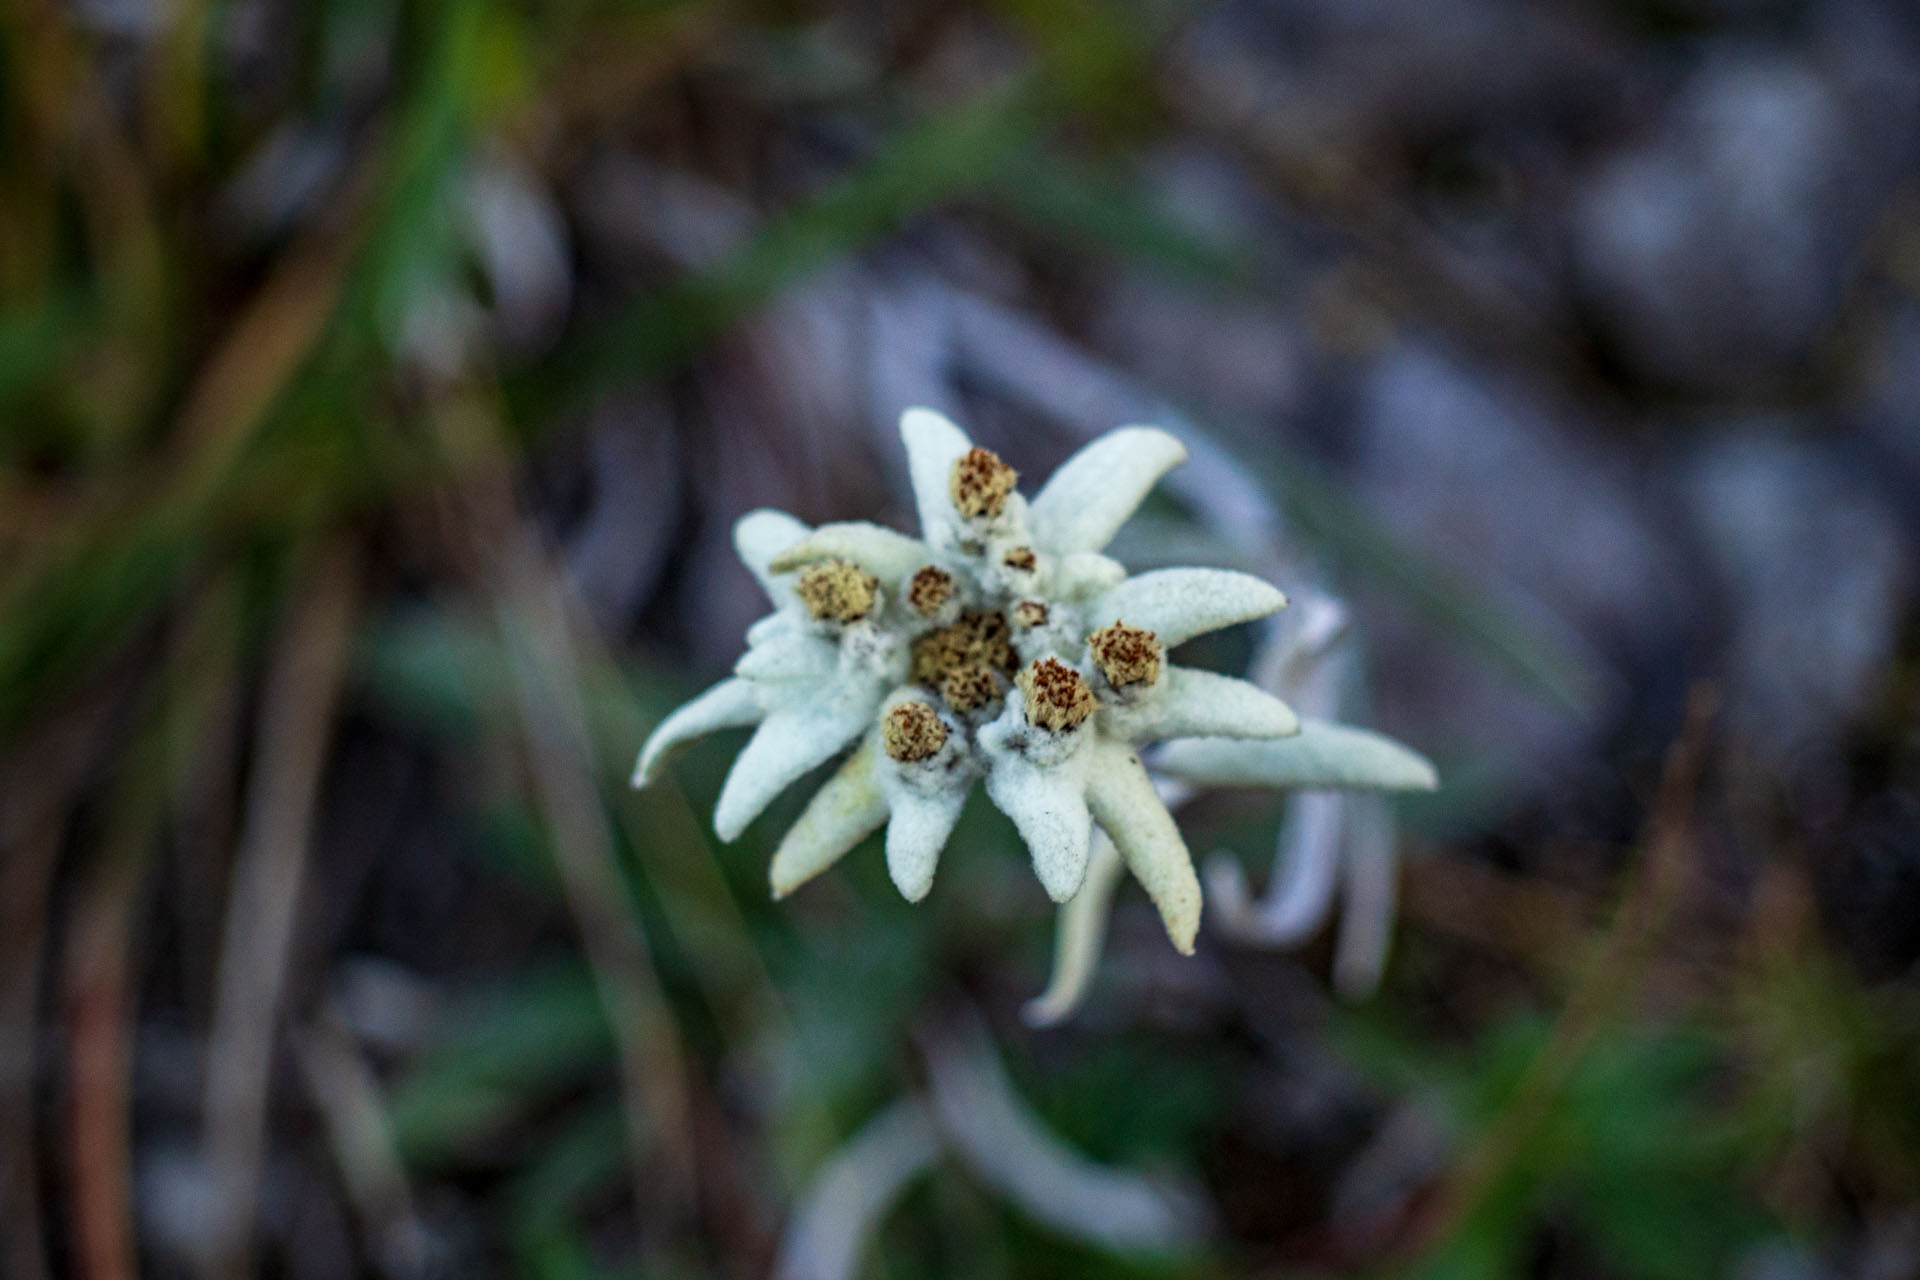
[4,0,1920,1276]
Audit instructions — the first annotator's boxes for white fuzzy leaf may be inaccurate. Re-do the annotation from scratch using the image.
[1027,426,1188,556]
[769,521,931,584]
[921,1013,1209,1254]
[1154,719,1438,793]
[746,611,801,648]
[772,1100,942,1280]
[735,509,813,600]
[714,703,868,841]
[899,407,972,543]
[1093,568,1286,648]
[1105,668,1299,744]
[1084,744,1200,954]
[734,628,837,683]
[1052,552,1128,601]
[632,677,763,788]
[1332,796,1398,1000]
[769,743,889,899]
[884,789,967,902]
[1203,790,1345,946]
[984,756,1092,903]
[1022,832,1126,1028]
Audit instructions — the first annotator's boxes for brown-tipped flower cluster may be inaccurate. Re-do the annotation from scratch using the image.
[1089,621,1162,689]
[883,701,948,762]
[950,447,1018,519]
[794,559,878,623]
[906,565,954,616]
[1001,546,1037,571]
[911,610,1016,686]
[1018,658,1097,732]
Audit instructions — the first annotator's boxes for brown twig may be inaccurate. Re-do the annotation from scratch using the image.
[0,685,127,1280]
[64,842,146,1280]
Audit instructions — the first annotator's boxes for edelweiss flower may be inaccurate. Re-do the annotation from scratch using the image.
[633,408,1302,951]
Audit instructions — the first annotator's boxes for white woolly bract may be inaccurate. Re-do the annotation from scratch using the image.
[632,676,762,788]
[1153,719,1439,793]
[1098,668,1300,743]
[769,743,888,899]
[770,521,929,583]
[1083,743,1201,954]
[1093,568,1287,648]
[714,702,870,842]
[1027,426,1189,556]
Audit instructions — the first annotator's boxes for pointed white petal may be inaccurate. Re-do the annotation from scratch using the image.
[1026,427,1188,556]
[899,407,973,541]
[632,677,763,788]
[1084,744,1200,954]
[1154,719,1438,793]
[1105,668,1299,744]
[1022,833,1125,1028]
[1332,796,1397,1000]
[769,522,930,584]
[884,789,967,902]
[1094,569,1286,648]
[771,1100,941,1280]
[746,611,801,647]
[734,628,836,682]
[1203,790,1344,945]
[714,703,867,841]
[984,757,1092,903]
[920,1013,1210,1253]
[735,509,813,600]
[769,744,889,899]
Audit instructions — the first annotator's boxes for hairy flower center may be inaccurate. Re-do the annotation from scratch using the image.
[906,565,954,616]
[883,701,948,762]
[1012,600,1048,628]
[794,559,878,622]
[1089,621,1162,688]
[913,610,1017,716]
[950,447,1018,519]
[912,610,1016,684]
[1018,658,1096,732]
[940,665,1001,714]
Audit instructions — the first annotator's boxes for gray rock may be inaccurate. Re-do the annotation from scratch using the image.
[1572,53,1881,389]
[1680,431,1910,759]
[1344,344,1675,783]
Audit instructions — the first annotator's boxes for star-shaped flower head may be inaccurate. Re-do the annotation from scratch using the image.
[634,408,1304,952]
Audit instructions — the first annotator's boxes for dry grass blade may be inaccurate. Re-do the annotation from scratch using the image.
[199,545,360,1280]
[425,384,699,1230]
[498,536,699,1228]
